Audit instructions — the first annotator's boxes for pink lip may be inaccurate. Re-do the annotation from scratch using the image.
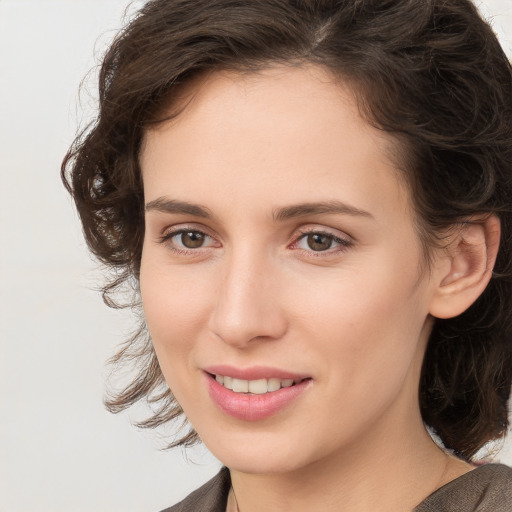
[204,365,309,381]
[204,369,312,421]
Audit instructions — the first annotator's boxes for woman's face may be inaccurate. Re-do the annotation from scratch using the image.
[140,66,444,474]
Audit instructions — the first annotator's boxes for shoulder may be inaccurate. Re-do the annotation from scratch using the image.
[159,467,231,512]
[415,463,512,512]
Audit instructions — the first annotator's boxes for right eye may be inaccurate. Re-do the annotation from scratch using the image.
[159,228,220,253]
[175,230,207,249]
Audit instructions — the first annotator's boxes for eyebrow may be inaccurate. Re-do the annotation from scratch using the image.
[272,201,374,222]
[145,197,212,218]
[144,197,373,222]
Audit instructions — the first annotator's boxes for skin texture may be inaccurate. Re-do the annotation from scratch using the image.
[139,66,497,511]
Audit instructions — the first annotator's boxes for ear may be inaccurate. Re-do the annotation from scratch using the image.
[429,215,500,319]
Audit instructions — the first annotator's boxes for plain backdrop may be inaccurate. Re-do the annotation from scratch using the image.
[0,1,511,511]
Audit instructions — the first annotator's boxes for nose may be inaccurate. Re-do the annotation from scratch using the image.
[208,251,288,348]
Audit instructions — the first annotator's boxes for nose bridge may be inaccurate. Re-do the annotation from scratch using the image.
[209,244,286,347]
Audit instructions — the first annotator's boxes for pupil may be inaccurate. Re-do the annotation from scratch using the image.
[182,231,204,248]
[307,233,332,251]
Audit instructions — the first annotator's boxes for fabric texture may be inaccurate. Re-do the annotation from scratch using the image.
[160,463,512,512]
[413,463,512,512]
[161,467,231,512]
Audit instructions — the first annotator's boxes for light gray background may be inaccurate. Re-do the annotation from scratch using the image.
[0,1,510,511]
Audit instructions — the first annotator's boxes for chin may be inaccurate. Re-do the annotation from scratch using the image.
[215,450,307,475]
[198,427,326,475]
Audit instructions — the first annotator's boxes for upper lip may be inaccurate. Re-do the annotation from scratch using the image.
[203,365,310,381]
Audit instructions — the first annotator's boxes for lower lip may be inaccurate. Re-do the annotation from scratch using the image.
[206,374,311,421]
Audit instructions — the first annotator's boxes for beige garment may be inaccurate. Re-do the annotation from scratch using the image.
[161,463,512,512]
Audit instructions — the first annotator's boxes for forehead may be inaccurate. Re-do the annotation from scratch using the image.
[140,65,412,221]
[141,65,393,154]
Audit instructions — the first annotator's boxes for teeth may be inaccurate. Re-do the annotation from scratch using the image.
[267,378,281,392]
[224,376,233,390]
[232,378,249,393]
[214,375,302,394]
[248,379,268,394]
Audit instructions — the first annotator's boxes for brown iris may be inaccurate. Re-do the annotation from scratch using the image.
[306,233,333,251]
[181,231,205,248]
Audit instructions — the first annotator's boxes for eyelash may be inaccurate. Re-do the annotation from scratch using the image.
[158,228,217,255]
[158,226,353,257]
[291,229,353,257]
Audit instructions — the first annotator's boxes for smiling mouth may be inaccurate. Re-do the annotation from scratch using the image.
[210,374,310,394]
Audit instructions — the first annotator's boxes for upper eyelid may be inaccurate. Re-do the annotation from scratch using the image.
[161,223,216,238]
[292,232,351,248]
[292,224,353,241]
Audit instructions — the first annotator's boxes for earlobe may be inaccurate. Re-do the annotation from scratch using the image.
[429,215,500,320]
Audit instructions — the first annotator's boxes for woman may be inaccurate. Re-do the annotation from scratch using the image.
[62,0,512,510]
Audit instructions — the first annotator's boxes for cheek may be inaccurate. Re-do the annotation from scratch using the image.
[139,250,213,373]
[289,255,428,383]
[139,262,216,420]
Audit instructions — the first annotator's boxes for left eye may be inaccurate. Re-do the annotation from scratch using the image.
[295,232,350,252]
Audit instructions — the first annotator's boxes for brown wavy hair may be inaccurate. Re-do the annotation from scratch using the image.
[62,0,512,459]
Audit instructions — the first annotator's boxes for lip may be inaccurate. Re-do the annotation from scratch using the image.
[204,367,312,421]
[204,365,309,381]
